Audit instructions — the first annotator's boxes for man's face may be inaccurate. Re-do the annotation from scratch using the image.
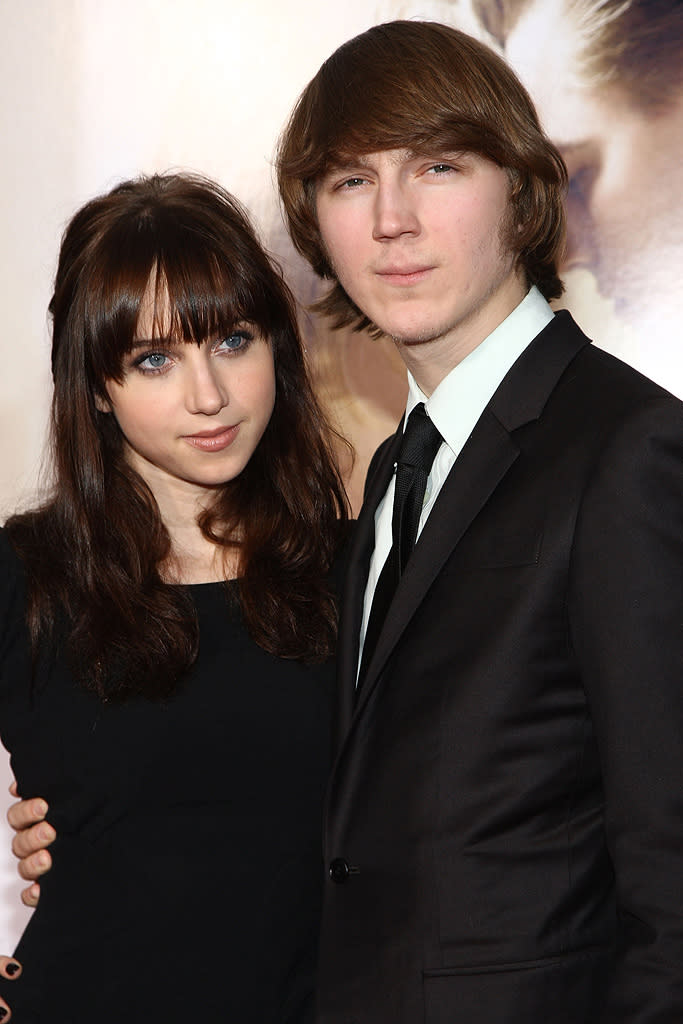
[315,148,526,391]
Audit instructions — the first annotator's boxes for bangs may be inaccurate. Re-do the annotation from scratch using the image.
[299,20,540,182]
[142,249,267,347]
[83,201,280,388]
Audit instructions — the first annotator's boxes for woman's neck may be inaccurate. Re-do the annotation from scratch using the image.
[140,472,240,585]
[164,531,240,585]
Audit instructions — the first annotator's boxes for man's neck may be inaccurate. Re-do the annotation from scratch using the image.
[396,272,528,396]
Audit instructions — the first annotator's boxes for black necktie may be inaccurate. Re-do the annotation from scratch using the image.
[358,403,442,686]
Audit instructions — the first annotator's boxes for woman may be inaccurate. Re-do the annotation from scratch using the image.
[0,172,348,1021]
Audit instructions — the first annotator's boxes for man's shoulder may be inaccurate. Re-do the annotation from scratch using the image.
[534,327,683,471]
[571,336,683,412]
[533,310,682,415]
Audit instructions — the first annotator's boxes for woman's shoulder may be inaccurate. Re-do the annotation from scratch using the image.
[0,526,28,646]
[0,510,53,579]
[0,525,24,578]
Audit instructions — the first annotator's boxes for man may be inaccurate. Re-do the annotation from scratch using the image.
[9,19,683,1023]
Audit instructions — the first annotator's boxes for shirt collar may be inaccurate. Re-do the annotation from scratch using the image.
[405,286,554,457]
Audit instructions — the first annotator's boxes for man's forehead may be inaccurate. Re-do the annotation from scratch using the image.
[321,147,468,175]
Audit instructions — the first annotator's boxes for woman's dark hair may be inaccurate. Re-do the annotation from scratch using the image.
[6,172,348,701]
[277,19,567,334]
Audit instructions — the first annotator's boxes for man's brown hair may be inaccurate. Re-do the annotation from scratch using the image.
[277,19,567,333]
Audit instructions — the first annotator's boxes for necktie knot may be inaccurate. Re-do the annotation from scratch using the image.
[397,403,443,472]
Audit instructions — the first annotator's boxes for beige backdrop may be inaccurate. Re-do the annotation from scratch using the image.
[1,0,681,949]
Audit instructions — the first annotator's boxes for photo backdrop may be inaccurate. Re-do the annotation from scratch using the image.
[1,0,681,949]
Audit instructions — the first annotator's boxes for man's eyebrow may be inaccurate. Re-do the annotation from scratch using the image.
[322,149,468,176]
[323,156,373,175]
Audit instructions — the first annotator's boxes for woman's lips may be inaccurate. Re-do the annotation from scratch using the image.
[183,425,239,452]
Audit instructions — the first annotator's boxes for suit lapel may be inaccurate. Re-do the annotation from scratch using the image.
[347,312,591,725]
[353,409,519,718]
[335,427,403,742]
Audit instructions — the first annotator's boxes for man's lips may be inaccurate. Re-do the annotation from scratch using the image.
[183,425,239,452]
[375,265,434,285]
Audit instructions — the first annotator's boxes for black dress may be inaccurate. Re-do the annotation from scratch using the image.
[0,529,334,1022]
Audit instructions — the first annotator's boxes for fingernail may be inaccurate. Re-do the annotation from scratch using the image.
[0,1006,8,1018]
[5,962,19,977]
[34,800,48,817]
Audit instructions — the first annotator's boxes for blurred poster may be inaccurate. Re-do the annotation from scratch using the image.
[468,0,683,391]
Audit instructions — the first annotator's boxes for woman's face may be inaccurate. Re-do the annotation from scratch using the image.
[504,0,683,319]
[97,289,276,507]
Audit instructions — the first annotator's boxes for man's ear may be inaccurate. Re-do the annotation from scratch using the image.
[94,392,111,413]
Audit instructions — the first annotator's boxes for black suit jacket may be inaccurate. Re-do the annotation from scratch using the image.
[315,313,683,1023]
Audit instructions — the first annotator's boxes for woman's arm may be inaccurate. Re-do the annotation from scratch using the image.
[0,783,43,1020]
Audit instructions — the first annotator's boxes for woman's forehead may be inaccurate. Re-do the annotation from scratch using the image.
[133,272,172,340]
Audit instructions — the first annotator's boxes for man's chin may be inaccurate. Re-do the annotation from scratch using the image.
[389,328,444,348]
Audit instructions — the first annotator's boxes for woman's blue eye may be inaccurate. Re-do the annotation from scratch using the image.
[137,352,168,370]
[219,331,252,352]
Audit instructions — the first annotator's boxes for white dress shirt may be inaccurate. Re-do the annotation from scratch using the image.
[357,287,554,676]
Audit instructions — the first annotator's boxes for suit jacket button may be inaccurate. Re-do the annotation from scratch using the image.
[329,857,351,883]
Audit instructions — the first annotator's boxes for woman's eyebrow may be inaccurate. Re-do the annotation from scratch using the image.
[129,336,175,350]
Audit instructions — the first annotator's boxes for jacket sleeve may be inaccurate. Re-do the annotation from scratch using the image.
[568,395,683,1022]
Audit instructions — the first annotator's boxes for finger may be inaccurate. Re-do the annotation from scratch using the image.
[11,821,55,861]
[7,798,48,832]
[8,781,18,798]
[0,956,21,1021]
[20,883,41,909]
[0,956,21,980]
[17,849,52,883]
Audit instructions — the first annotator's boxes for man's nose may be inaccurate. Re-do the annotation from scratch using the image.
[372,182,420,241]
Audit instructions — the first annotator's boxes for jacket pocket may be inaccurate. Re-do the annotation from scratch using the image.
[423,946,612,1023]
[442,525,543,570]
